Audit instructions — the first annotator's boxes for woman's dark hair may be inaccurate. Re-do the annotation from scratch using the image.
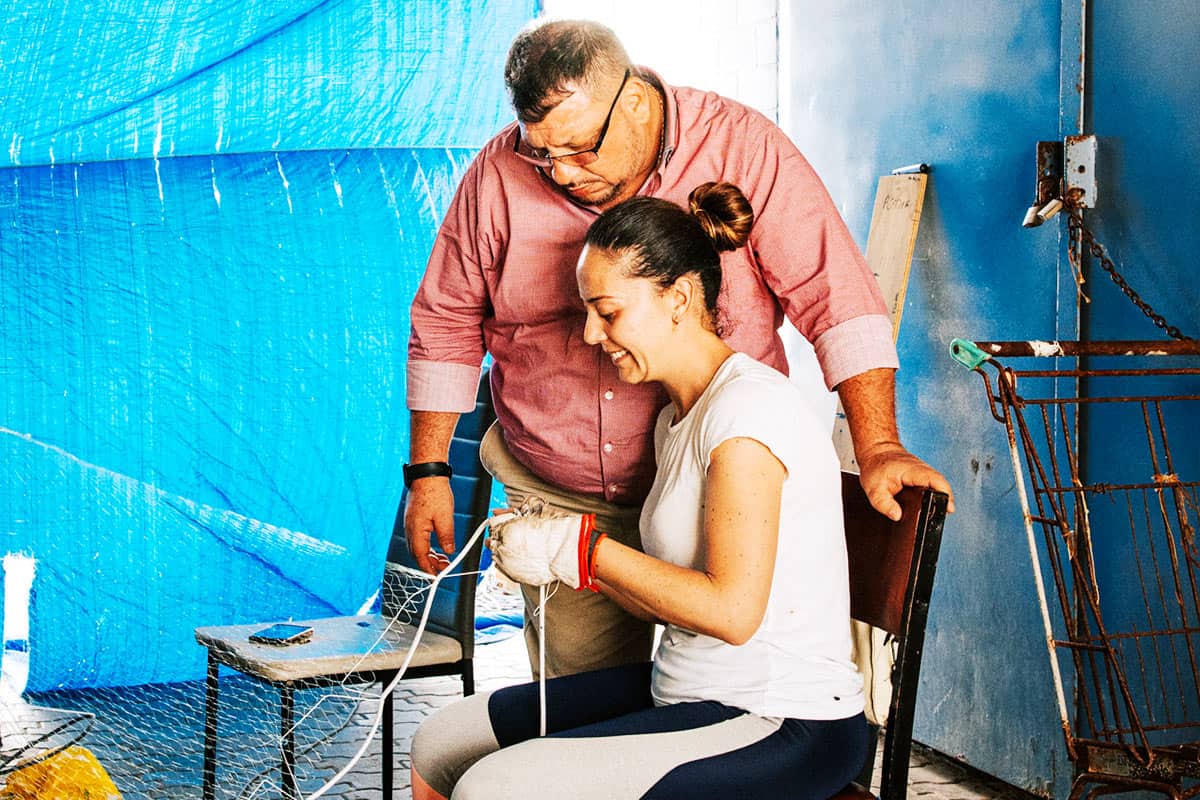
[584,182,754,321]
[504,20,631,124]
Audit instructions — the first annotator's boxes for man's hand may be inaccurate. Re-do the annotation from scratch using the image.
[405,409,462,573]
[836,368,954,520]
[403,478,456,574]
[857,442,955,521]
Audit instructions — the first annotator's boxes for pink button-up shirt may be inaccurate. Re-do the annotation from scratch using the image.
[408,76,896,505]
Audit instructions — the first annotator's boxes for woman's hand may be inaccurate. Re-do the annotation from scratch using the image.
[488,501,598,589]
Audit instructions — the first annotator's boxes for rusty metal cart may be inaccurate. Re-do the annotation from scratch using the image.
[952,338,1200,799]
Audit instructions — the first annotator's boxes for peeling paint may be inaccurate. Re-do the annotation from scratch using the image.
[1028,340,1064,357]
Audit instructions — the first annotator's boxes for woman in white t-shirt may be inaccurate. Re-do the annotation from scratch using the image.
[411,182,868,800]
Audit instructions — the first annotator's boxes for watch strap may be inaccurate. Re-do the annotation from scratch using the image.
[403,461,453,488]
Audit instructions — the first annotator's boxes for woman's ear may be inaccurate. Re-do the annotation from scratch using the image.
[669,276,696,324]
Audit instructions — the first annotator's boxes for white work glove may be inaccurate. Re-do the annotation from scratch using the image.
[488,497,605,591]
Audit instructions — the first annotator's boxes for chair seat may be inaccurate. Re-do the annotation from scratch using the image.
[193,614,463,683]
[828,782,874,799]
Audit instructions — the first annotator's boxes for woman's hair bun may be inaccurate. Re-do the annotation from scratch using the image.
[687,182,754,252]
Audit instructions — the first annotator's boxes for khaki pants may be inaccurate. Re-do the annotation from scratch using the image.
[479,423,655,679]
[851,620,893,727]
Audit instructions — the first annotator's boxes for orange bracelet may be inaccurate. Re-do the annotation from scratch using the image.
[574,514,606,592]
[583,530,608,592]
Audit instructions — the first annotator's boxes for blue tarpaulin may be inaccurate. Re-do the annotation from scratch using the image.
[0,1,535,691]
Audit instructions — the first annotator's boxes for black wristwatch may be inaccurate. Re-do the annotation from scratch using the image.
[403,461,453,488]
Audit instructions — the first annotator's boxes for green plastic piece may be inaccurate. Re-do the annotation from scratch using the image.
[949,338,990,370]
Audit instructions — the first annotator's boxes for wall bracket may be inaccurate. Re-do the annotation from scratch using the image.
[1065,134,1097,208]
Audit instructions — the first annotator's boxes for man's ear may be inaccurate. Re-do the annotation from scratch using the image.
[625,76,655,122]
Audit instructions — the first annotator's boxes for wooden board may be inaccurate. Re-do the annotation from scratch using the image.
[833,173,928,472]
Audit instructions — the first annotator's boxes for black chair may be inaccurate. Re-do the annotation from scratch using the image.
[194,373,495,800]
[831,473,949,800]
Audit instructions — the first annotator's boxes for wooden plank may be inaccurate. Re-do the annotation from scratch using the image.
[833,173,928,472]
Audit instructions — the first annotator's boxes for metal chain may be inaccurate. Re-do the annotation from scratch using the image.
[1066,207,1194,341]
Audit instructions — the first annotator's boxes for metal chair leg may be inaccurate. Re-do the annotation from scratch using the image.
[281,684,297,799]
[203,652,218,800]
[462,659,474,697]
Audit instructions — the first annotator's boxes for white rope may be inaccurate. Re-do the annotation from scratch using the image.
[305,513,509,800]
[1002,408,1071,735]
[538,584,547,737]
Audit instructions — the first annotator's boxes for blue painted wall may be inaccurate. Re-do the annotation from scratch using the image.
[1086,2,1199,342]
[786,1,1199,794]
[1080,0,1200,768]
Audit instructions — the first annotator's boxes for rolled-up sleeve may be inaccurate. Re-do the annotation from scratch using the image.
[812,314,898,390]
[407,360,483,412]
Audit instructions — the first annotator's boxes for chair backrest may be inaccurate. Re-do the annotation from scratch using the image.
[841,472,949,800]
[381,371,495,660]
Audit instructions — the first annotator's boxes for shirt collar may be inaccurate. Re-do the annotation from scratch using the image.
[636,67,677,173]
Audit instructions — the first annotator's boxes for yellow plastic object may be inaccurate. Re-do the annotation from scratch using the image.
[1,746,122,800]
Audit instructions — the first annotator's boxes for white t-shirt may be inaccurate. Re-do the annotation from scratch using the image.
[642,353,863,720]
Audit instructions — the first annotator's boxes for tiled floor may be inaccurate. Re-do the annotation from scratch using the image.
[902,743,1044,800]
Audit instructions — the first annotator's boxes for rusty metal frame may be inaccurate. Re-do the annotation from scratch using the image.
[953,339,1200,799]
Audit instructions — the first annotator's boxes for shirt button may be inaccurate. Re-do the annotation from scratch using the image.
[608,483,620,493]
[603,442,614,453]
[604,390,614,400]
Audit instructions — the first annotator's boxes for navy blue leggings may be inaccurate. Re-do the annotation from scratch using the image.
[411,662,869,799]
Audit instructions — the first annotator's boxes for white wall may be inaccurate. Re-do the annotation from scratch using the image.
[538,0,779,120]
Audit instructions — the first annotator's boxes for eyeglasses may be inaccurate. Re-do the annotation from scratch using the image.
[513,69,631,169]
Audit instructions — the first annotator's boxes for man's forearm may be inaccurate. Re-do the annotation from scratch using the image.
[837,367,902,460]
[409,410,461,462]
[836,366,955,517]
[406,409,462,570]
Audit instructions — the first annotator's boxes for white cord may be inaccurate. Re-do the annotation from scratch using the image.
[305,514,504,800]
[1001,410,1071,736]
[538,584,547,737]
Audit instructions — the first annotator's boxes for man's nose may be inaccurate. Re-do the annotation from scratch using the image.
[547,159,585,184]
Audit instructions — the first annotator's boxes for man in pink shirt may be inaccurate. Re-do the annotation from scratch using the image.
[405,19,953,678]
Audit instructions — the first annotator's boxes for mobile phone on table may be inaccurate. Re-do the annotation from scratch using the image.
[248,623,314,646]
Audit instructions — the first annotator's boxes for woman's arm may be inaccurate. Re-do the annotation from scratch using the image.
[593,436,785,645]
[592,582,661,623]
